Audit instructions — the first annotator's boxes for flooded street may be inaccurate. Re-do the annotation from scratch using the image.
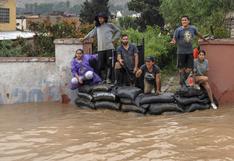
[0,103,234,161]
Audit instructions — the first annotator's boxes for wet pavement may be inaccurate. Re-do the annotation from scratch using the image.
[0,103,234,161]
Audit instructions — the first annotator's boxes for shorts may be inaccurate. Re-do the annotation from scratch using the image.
[177,54,194,69]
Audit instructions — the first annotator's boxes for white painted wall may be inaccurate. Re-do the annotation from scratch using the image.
[0,38,84,104]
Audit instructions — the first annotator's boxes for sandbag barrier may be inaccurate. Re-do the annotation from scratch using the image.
[75,84,215,115]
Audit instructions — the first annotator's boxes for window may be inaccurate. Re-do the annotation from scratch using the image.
[0,8,10,23]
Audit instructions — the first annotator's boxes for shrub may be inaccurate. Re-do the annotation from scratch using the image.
[122,26,176,67]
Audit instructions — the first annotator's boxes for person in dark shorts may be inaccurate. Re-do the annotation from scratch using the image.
[170,15,207,87]
[81,12,121,83]
[115,34,139,86]
[136,56,161,94]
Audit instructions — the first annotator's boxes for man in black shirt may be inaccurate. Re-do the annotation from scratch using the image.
[136,56,161,94]
[115,34,139,86]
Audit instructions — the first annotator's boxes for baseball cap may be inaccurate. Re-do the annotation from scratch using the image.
[145,56,155,62]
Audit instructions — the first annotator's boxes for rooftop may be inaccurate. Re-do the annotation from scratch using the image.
[0,31,35,40]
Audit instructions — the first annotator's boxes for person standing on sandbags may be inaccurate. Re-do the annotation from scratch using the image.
[71,49,102,90]
[170,15,207,87]
[80,12,121,84]
[115,34,139,86]
[136,56,161,94]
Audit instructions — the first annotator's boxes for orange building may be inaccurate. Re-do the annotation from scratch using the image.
[0,0,16,31]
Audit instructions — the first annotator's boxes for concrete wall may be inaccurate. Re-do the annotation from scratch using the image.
[0,0,16,31]
[0,39,92,104]
[200,39,234,105]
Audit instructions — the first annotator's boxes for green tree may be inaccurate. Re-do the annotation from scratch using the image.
[118,16,138,30]
[127,0,164,31]
[79,0,110,23]
[122,26,176,67]
[160,0,234,38]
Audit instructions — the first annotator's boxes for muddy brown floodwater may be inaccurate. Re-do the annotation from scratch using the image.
[0,103,234,161]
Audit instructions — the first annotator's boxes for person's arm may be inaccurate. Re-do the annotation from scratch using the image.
[193,59,197,75]
[134,53,139,73]
[194,26,207,42]
[71,60,80,80]
[90,54,98,60]
[170,28,178,44]
[117,53,124,65]
[109,23,121,42]
[135,69,143,78]
[155,73,161,95]
[82,27,97,41]
[116,47,124,65]
[197,32,207,42]
[204,59,209,76]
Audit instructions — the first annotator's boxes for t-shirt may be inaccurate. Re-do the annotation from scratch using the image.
[194,59,208,76]
[174,25,198,54]
[117,43,139,71]
[84,23,121,51]
[140,64,160,84]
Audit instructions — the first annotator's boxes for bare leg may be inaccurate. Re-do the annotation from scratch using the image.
[202,81,214,103]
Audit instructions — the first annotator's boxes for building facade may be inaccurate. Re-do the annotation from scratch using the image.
[0,0,16,31]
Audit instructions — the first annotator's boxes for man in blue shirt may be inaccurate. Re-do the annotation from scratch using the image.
[171,15,206,87]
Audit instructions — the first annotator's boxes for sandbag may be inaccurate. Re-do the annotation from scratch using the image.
[121,104,146,114]
[175,96,209,106]
[93,92,116,102]
[92,84,114,93]
[95,101,120,110]
[78,85,93,94]
[185,103,210,112]
[136,93,175,106]
[75,98,95,109]
[147,103,183,115]
[115,86,142,100]
[120,98,133,104]
[141,104,150,109]
[77,92,93,101]
[198,92,209,100]
[175,87,203,97]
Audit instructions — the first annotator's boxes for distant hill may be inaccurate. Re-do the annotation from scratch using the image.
[16,0,130,8]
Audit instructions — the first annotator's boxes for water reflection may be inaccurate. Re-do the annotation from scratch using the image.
[0,103,234,161]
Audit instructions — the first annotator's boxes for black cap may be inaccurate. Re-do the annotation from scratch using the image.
[95,12,108,20]
[145,56,155,62]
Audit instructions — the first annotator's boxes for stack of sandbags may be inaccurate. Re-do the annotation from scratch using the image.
[75,85,95,109]
[92,84,120,110]
[113,86,145,113]
[175,87,210,112]
[135,93,183,115]
[75,84,216,115]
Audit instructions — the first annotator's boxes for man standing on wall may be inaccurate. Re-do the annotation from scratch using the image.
[115,34,139,86]
[170,15,206,87]
[80,12,121,83]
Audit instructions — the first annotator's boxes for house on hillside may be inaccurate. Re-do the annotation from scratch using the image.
[0,0,16,31]
[0,0,34,40]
